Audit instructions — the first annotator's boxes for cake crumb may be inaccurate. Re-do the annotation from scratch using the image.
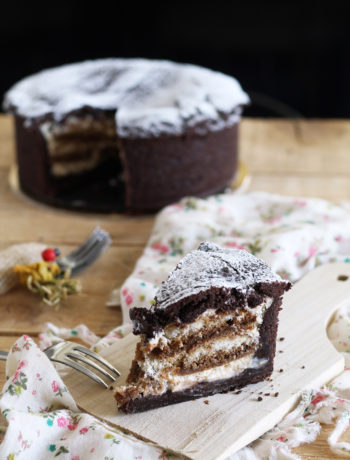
[274,392,279,397]
[204,400,209,405]
[257,396,263,401]
[279,337,285,341]
[301,365,305,369]
[279,369,284,373]
[264,393,270,396]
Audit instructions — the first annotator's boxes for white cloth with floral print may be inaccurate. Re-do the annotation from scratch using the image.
[3,191,350,459]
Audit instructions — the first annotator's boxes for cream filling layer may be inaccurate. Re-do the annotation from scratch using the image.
[142,333,256,378]
[165,354,268,392]
[50,150,102,176]
[40,117,118,177]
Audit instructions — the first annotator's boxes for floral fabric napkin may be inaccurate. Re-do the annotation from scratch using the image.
[2,191,350,459]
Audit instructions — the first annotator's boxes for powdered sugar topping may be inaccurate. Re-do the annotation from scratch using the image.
[154,242,283,309]
[3,58,249,138]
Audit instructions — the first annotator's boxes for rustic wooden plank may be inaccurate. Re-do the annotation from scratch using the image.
[0,168,154,247]
[0,115,14,168]
[240,119,350,175]
[293,425,350,459]
[0,245,141,336]
[0,207,154,247]
[248,173,350,201]
[1,115,350,458]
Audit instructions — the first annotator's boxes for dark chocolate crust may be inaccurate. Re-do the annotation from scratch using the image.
[118,296,282,413]
[122,124,238,212]
[130,281,291,338]
[13,110,239,214]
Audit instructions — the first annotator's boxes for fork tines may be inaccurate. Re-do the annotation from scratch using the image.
[59,227,112,276]
[49,341,120,389]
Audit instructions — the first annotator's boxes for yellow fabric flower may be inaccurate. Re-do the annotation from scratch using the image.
[13,262,60,286]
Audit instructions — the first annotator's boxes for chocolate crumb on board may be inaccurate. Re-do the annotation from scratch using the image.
[274,392,279,397]
[264,393,270,396]
[257,396,263,401]
[279,369,284,373]
[204,400,209,405]
[279,337,285,341]
[301,365,305,369]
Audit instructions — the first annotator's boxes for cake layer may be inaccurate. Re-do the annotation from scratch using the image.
[116,296,283,413]
[142,299,272,360]
[40,116,119,177]
[122,297,276,399]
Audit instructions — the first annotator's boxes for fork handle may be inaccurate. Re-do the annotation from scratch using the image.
[0,351,8,361]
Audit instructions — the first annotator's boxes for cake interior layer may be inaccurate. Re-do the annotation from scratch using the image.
[40,115,121,177]
[118,298,273,404]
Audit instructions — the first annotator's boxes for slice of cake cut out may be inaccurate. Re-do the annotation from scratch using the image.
[115,242,291,413]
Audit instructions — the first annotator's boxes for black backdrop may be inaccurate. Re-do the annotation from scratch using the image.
[2,1,350,118]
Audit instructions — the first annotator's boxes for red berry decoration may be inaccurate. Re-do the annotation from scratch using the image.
[41,248,57,262]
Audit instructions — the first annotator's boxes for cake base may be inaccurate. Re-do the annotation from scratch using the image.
[9,162,249,214]
[118,360,273,414]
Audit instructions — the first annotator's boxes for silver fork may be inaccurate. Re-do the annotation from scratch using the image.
[58,227,111,276]
[0,341,120,388]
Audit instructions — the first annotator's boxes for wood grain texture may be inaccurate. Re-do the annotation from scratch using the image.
[63,264,349,460]
[1,114,350,457]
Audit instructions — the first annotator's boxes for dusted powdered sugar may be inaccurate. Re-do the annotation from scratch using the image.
[3,58,249,138]
[154,242,283,310]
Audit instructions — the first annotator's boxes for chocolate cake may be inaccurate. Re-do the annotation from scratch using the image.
[3,59,249,213]
[115,242,291,413]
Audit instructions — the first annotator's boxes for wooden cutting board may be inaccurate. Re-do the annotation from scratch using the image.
[64,263,350,459]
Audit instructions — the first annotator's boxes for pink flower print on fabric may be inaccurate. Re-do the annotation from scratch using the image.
[151,242,170,254]
[52,381,60,393]
[225,241,245,250]
[293,199,307,207]
[57,417,68,428]
[268,216,282,225]
[308,247,317,258]
[122,287,133,306]
[18,360,27,370]
[311,393,328,405]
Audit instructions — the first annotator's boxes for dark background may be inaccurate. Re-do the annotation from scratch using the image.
[2,1,350,118]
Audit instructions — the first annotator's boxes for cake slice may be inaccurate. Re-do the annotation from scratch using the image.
[115,242,291,413]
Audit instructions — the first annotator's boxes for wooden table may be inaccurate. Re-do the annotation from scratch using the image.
[1,114,349,459]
